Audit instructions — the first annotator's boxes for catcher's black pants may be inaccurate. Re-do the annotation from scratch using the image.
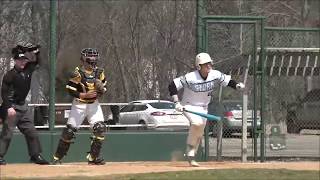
[0,104,42,158]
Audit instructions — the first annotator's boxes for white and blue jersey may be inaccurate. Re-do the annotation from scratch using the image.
[173,70,231,107]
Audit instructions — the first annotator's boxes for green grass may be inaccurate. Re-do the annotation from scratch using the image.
[7,169,320,180]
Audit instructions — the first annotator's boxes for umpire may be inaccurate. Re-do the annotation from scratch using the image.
[0,42,49,165]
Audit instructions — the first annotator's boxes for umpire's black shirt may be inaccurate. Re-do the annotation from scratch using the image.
[1,59,38,110]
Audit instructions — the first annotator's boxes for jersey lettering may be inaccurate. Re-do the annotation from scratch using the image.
[173,70,231,106]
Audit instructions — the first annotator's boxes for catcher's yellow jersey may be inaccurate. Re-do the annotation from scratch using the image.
[66,66,106,103]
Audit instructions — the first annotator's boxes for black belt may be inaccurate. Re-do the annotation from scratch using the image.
[75,99,95,104]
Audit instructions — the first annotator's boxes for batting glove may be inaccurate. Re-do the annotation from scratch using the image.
[236,82,245,90]
[174,102,184,112]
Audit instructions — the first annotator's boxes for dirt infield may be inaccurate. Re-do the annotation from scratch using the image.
[0,161,319,179]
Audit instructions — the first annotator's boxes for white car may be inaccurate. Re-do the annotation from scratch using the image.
[106,100,190,130]
[208,100,261,137]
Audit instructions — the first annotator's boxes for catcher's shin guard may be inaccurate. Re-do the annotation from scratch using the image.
[87,136,105,164]
[54,125,76,161]
[87,122,106,163]
[54,139,71,161]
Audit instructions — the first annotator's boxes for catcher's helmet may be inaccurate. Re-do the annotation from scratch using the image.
[195,52,213,70]
[81,48,99,68]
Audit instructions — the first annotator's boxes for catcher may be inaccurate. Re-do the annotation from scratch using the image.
[53,48,107,165]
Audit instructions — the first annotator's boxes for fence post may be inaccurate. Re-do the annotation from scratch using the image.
[260,18,266,162]
[241,94,248,162]
[49,0,57,159]
[216,85,223,161]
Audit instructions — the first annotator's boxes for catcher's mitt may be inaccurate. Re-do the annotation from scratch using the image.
[95,79,106,96]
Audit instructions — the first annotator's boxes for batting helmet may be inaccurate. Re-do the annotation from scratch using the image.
[195,52,213,70]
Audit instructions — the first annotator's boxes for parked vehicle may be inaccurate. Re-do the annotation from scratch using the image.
[106,100,190,130]
[208,100,261,137]
[286,89,320,134]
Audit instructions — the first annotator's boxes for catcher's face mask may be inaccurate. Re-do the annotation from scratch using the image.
[84,57,97,68]
[81,48,99,69]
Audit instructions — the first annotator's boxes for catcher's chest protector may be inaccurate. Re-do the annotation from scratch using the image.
[78,69,102,92]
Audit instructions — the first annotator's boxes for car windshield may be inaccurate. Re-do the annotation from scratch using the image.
[149,102,175,109]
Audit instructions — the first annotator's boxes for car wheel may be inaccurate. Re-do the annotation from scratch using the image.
[138,120,147,130]
[208,122,218,137]
[105,119,115,125]
[287,121,300,134]
[287,115,300,134]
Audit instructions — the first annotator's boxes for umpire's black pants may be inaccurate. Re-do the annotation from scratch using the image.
[0,104,42,158]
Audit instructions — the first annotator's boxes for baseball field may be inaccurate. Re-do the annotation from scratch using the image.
[0,161,319,180]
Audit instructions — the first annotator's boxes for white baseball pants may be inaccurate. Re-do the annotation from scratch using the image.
[67,99,105,129]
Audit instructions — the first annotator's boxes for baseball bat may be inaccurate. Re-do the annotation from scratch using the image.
[184,109,221,121]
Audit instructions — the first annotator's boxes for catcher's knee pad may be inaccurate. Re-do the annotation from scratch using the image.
[62,124,77,142]
[88,122,106,160]
[54,124,77,160]
[92,122,106,137]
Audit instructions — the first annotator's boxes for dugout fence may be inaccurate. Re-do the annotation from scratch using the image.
[197,15,320,162]
[197,15,266,162]
[263,28,320,160]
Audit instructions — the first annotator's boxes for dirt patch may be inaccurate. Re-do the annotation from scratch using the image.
[0,161,319,179]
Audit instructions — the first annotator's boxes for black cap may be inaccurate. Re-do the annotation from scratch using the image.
[12,45,29,60]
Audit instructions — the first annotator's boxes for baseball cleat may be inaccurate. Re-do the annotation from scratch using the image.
[30,154,50,165]
[0,157,6,165]
[189,160,200,167]
[186,156,200,167]
[88,158,106,165]
[52,156,62,165]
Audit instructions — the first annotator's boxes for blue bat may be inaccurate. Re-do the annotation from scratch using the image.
[184,109,221,121]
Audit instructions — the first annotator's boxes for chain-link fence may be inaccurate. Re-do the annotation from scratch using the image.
[264,28,320,159]
[203,21,320,161]
[199,17,265,161]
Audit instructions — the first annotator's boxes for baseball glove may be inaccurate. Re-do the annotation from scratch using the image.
[95,79,106,97]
